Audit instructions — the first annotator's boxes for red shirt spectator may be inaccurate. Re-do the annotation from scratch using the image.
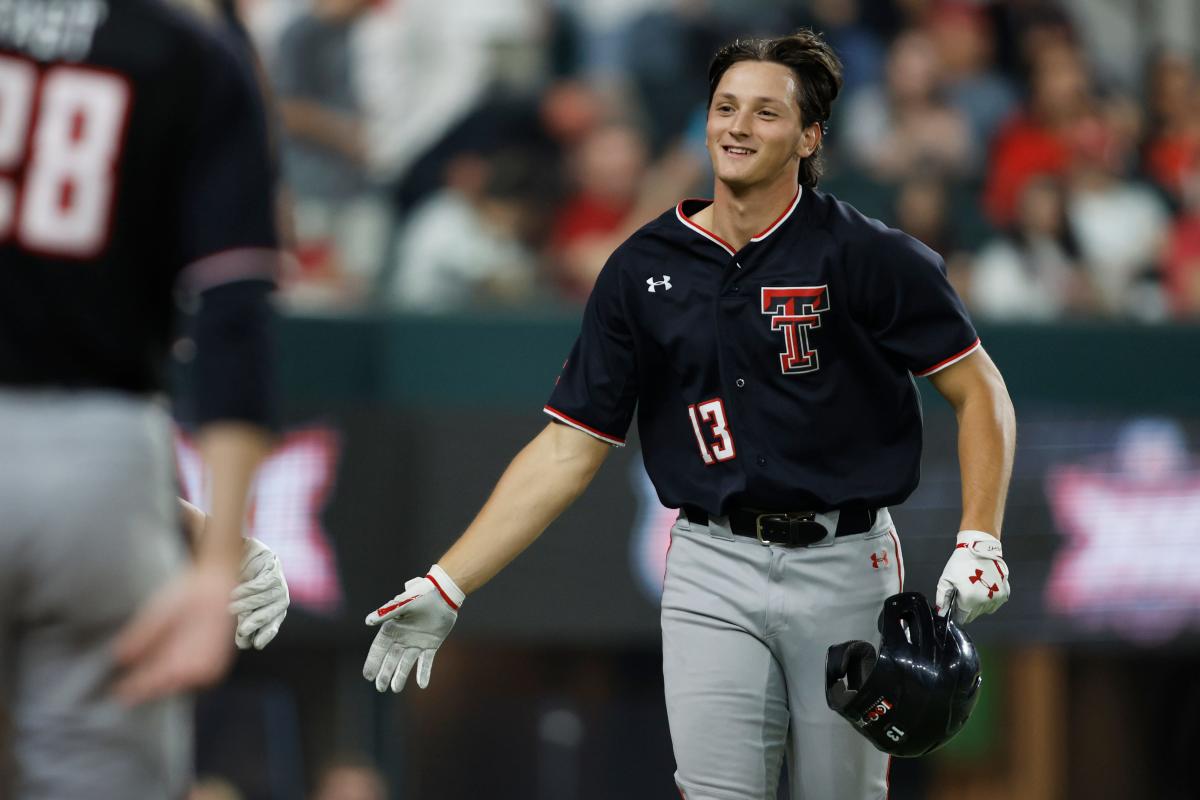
[1165,211,1200,318]
[983,42,1092,226]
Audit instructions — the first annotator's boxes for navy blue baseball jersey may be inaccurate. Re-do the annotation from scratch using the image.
[0,0,278,395]
[545,187,980,514]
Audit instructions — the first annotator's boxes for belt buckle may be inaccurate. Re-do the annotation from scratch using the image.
[755,511,817,545]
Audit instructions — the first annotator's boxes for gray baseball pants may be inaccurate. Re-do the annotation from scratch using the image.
[0,390,190,800]
[662,507,904,800]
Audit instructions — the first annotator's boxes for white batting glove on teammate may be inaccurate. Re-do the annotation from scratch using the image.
[934,530,1010,626]
[363,564,464,693]
[229,537,290,650]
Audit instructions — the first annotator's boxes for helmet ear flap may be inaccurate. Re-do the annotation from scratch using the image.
[825,640,878,711]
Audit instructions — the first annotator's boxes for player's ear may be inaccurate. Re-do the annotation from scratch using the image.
[797,122,821,159]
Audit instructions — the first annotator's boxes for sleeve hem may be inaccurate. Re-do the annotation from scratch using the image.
[543,406,626,447]
[180,247,282,293]
[913,338,982,378]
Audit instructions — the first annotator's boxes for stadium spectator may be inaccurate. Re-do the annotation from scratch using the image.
[799,0,884,98]
[354,0,542,183]
[548,123,650,301]
[840,28,975,181]
[971,175,1098,321]
[892,173,959,259]
[271,0,387,305]
[891,173,972,301]
[386,151,544,312]
[984,40,1094,226]
[273,0,370,208]
[1066,111,1171,319]
[1164,173,1200,318]
[1143,51,1200,206]
[927,1,1019,147]
[390,78,602,218]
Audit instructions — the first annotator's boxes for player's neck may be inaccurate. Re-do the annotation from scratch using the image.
[702,177,800,251]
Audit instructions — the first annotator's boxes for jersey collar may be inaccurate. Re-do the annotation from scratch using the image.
[675,186,803,257]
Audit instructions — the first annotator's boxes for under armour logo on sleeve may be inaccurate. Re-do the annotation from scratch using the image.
[647,276,672,293]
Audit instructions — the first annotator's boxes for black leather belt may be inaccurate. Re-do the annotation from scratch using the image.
[681,505,877,547]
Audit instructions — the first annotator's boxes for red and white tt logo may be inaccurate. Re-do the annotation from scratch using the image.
[761,286,830,374]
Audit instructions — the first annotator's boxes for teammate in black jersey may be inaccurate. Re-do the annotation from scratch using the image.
[358,30,1015,800]
[0,1,279,796]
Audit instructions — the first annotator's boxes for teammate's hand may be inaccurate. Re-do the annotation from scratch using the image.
[112,563,238,705]
[229,537,290,650]
[934,530,1010,626]
[363,565,464,693]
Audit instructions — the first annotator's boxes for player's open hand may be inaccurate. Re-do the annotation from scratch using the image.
[934,530,1010,626]
[363,565,464,693]
[229,537,290,650]
[112,563,238,705]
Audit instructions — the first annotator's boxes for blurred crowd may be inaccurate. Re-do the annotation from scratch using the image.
[237,0,1200,323]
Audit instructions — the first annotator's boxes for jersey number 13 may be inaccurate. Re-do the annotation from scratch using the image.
[688,398,736,465]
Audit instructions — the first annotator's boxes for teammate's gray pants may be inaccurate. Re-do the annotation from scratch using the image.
[0,390,190,800]
[662,509,904,800]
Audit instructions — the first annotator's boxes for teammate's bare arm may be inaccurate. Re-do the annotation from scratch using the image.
[114,427,271,702]
[179,496,208,544]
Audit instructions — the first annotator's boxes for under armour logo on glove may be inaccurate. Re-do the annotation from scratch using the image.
[935,530,1010,626]
[968,568,999,599]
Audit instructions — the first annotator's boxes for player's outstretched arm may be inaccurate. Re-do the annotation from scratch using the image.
[928,348,1016,625]
[363,421,611,693]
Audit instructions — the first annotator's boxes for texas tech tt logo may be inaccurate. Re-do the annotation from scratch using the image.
[761,286,830,374]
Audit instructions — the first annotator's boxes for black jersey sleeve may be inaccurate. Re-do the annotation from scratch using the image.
[853,230,980,377]
[190,279,277,428]
[544,253,639,446]
[177,31,279,291]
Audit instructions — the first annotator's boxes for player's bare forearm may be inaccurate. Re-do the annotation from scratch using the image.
[437,422,611,595]
[929,349,1016,538]
[197,422,272,572]
[178,497,207,550]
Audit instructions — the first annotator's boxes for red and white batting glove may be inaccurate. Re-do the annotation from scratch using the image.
[934,530,1010,626]
[363,564,464,693]
[229,537,290,650]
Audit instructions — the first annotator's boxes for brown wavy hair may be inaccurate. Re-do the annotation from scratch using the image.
[707,30,844,188]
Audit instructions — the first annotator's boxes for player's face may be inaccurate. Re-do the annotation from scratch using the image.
[706,61,819,192]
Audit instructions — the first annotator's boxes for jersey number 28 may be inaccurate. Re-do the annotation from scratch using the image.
[688,398,736,465]
[0,55,130,257]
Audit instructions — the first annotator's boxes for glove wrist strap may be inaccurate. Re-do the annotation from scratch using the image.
[427,564,465,609]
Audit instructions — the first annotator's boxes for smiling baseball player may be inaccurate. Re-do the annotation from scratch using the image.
[363,30,1015,800]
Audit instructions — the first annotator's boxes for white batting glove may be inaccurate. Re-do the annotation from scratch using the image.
[934,530,1010,626]
[363,564,464,693]
[228,537,290,650]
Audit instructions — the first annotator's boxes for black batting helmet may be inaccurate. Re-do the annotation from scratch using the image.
[825,592,982,757]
